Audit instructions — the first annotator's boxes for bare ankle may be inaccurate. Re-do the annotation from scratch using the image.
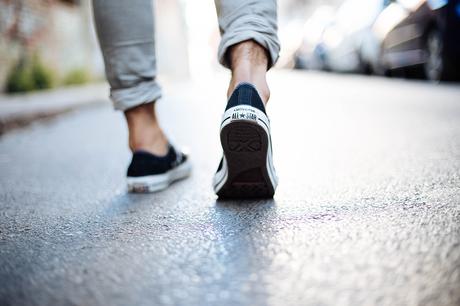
[128,128,168,155]
[227,40,271,104]
[124,103,169,155]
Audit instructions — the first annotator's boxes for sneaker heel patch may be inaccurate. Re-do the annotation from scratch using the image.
[231,107,258,121]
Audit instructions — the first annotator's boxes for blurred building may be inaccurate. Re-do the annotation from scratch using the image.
[0,0,193,91]
[0,0,346,91]
[0,0,104,88]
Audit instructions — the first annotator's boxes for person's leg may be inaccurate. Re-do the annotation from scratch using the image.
[93,0,190,193]
[227,40,271,103]
[213,0,280,198]
[92,0,168,155]
[214,0,280,104]
[124,103,168,155]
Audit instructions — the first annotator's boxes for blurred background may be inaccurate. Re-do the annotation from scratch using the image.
[292,0,460,81]
[1,0,458,95]
[1,3,460,304]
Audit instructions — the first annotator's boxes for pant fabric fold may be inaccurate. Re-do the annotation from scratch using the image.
[92,0,280,111]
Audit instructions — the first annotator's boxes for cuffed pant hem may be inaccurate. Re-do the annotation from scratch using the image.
[111,80,162,111]
[218,19,280,69]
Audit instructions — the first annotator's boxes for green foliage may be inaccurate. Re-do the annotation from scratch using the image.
[30,56,54,90]
[5,55,54,93]
[5,61,34,93]
[63,68,90,86]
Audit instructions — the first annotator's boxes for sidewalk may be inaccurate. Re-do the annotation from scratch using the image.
[0,83,109,135]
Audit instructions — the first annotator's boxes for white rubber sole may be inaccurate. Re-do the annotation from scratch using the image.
[213,105,278,198]
[127,159,192,193]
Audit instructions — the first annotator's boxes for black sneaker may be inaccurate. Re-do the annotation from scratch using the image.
[213,83,278,198]
[127,145,191,192]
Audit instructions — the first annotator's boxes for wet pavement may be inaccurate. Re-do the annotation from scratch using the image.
[1,71,459,306]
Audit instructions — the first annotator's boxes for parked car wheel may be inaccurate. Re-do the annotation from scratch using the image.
[424,28,443,81]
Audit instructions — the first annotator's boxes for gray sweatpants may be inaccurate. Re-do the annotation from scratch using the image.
[92,0,280,111]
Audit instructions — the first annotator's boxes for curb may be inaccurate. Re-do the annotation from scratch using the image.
[0,83,110,135]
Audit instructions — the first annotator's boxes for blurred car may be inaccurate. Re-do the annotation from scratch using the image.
[320,0,391,73]
[293,6,335,70]
[368,0,460,81]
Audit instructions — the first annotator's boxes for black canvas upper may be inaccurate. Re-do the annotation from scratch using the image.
[225,83,266,114]
[216,83,266,175]
[127,145,187,177]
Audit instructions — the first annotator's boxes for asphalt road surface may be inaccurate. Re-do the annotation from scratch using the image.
[1,71,459,306]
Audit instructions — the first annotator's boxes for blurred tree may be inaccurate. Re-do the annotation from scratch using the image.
[5,54,54,93]
[63,68,89,86]
[6,60,34,93]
